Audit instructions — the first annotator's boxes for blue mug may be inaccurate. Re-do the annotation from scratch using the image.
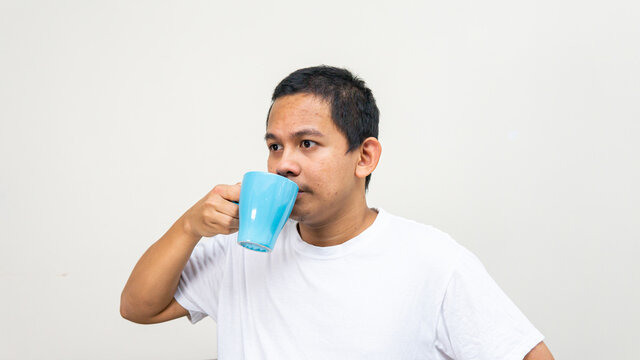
[236,171,298,252]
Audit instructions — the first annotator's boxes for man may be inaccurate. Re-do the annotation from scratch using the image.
[121,66,554,359]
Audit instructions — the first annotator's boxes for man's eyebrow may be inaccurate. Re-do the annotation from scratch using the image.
[292,129,325,138]
[264,129,325,141]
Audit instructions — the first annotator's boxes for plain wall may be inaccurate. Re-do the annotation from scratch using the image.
[1,0,638,359]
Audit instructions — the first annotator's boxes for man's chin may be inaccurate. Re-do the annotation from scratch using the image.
[289,211,304,222]
[289,206,308,223]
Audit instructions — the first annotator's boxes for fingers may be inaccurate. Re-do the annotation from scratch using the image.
[212,193,239,219]
[194,183,243,236]
[204,212,239,234]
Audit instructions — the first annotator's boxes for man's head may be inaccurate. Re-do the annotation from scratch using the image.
[265,66,381,225]
[268,66,380,190]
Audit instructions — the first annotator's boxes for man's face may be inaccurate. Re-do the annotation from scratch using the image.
[266,93,362,224]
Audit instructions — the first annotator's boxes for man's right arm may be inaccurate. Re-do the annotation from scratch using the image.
[119,184,240,324]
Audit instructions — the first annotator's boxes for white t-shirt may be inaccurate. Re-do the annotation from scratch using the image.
[174,208,544,359]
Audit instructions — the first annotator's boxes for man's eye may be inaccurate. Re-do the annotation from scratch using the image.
[269,144,282,151]
[301,140,316,148]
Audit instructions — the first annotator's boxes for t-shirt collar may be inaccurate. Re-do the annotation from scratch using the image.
[287,207,386,259]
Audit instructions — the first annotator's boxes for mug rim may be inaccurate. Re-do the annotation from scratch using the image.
[244,171,298,188]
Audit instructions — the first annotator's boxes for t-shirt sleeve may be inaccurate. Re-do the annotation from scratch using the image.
[434,247,544,360]
[174,234,231,324]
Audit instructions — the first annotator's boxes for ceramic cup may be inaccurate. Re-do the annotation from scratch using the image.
[236,171,298,252]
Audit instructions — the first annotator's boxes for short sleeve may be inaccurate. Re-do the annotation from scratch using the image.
[174,234,232,324]
[434,247,544,360]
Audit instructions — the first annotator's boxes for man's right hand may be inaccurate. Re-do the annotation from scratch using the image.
[182,183,241,238]
[120,182,241,324]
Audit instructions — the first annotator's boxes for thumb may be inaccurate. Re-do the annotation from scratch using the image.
[211,184,239,202]
[231,183,242,202]
[227,182,241,202]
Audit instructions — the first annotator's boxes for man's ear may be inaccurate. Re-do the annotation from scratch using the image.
[355,137,382,180]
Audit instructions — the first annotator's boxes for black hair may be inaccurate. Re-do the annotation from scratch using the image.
[268,65,380,190]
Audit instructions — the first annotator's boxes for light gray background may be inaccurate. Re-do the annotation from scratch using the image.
[1,0,638,359]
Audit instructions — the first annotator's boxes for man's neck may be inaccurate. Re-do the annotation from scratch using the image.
[297,200,378,247]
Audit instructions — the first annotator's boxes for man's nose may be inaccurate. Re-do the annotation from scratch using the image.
[275,149,301,178]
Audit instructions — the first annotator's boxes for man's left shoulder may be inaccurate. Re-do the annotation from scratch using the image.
[374,209,467,280]
[378,209,463,255]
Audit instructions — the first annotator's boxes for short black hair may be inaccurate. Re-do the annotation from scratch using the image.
[268,65,380,190]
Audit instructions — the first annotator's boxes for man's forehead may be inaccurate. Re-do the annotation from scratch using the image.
[269,94,330,120]
[266,94,336,135]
